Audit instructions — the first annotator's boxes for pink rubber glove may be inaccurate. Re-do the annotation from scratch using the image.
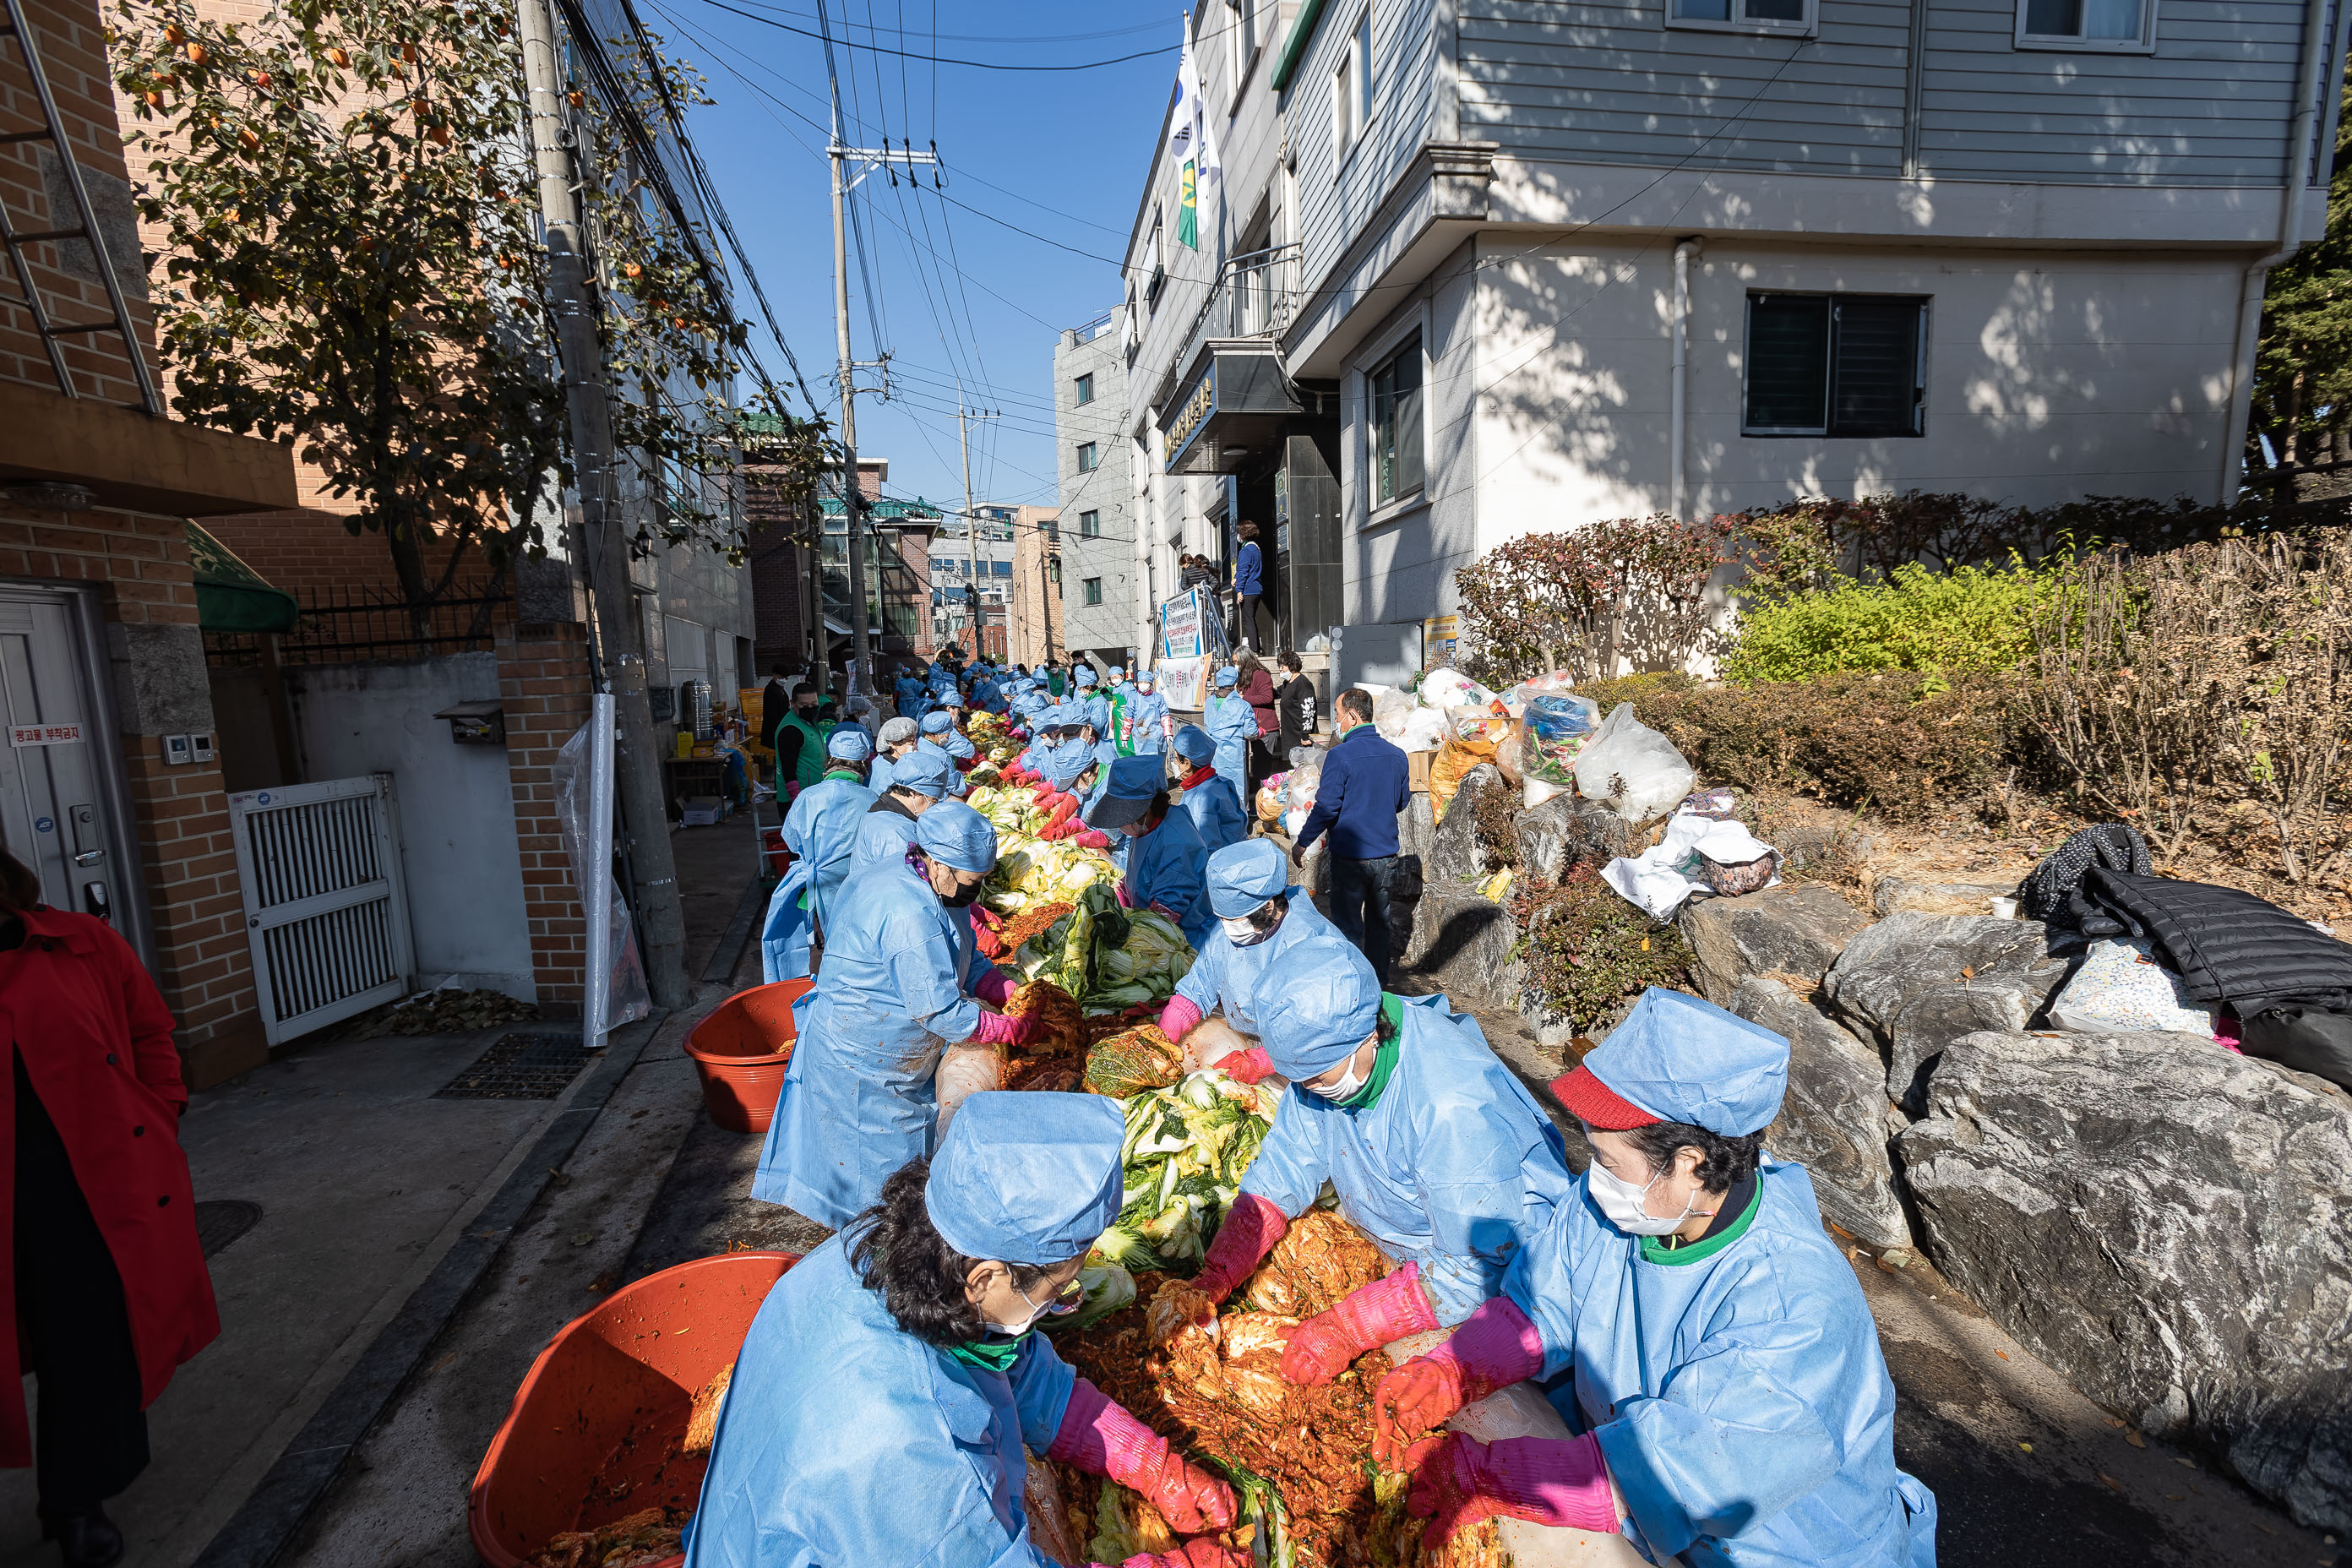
[1280,1263,1439,1386]
[1370,1294,1545,1468]
[973,969,1015,1007]
[1405,1430,1617,1549]
[1220,1047,1276,1085]
[969,1008,1037,1048]
[1113,1543,1250,1568]
[1194,1191,1288,1306]
[1070,827,1109,849]
[1116,881,1136,908]
[1158,995,1204,1041]
[1050,1379,1237,1534]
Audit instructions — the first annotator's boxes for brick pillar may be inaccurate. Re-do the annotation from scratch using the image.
[123,743,264,1081]
[497,622,594,1011]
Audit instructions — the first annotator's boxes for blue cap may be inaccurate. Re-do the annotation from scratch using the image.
[1109,667,1126,681]
[915,798,999,874]
[1085,754,1170,830]
[920,708,956,734]
[1075,667,1097,688]
[1215,667,1239,689]
[939,690,964,707]
[1136,671,1155,689]
[1173,724,1215,764]
[1207,840,1289,917]
[825,726,874,762]
[924,1091,1126,1264]
[1252,934,1381,1078]
[885,749,954,798]
[1061,701,1092,729]
[1573,988,1789,1136]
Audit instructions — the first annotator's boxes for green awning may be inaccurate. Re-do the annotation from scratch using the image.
[187,520,298,634]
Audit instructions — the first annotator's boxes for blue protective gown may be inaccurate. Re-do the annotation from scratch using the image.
[851,800,923,868]
[1178,771,1247,856]
[1501,1160,1936,1568]
[683,1232,1075,1568]
[760,770,877,982]
[753,855,1003,1228]
[894,676,928,724]
[1121,808,1212,946]
[1173,887,1335,1036]
[916,737,970,798]
[1128,690,1169,754]
[1204,694,1260,817]
[1240,994,1576,1324]
[1081,692,1111,737]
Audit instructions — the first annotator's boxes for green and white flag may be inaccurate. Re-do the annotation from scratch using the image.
[1167,32,1221,250]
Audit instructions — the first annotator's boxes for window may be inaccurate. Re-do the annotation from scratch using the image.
[1076,442,1100,472]
[1368,334,1424,504]
[1083,576,1104,606]
[1075,372,1095,405]
[1333,10,1370,166]
[993,559,1013,577]
[1048,558,1063,585]
[1228,0,1257,87]
[1743,294,1928,438]
[2017,0,2153,49]
[1081,509,1102,538]
[1668,0,1814,35]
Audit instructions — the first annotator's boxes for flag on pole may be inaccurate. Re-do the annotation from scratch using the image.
[1167,30,1221,250]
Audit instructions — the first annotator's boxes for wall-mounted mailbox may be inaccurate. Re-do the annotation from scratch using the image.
[433,700,507,745]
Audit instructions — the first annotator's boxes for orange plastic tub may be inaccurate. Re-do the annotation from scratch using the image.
[682,980,811,1134]
[469,1251,801,1568]
[760,829,792,879]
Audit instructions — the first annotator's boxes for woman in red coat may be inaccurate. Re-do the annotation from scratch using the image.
[1235,651,1279,813]
[0,852,218,1567]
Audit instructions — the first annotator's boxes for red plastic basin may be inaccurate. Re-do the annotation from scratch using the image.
[469,1251,801,1568]
[683,980,811,1134]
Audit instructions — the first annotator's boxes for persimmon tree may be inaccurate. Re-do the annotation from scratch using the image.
[110,0,825,620]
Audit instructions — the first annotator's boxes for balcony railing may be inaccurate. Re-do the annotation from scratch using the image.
[1156,242,1303,402]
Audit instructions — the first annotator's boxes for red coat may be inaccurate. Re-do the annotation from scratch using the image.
[0,908,218,1467]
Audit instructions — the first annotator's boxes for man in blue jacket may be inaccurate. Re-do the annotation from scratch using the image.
[1290,686,1409,987]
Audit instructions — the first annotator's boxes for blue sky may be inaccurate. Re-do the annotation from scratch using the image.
[642,0,1177,514]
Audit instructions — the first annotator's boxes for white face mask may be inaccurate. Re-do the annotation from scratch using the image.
[1586,1157,1701,1237]
[983,1274,1079,1337]
[1304,1032,1378,1101]
[1219,901,1280,947]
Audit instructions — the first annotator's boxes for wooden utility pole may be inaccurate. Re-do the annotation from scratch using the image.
[517,0,688,1010]
[958,395,1001,659]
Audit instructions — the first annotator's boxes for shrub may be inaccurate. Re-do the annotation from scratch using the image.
[1579,671,2011,821]
[1719,558,2069,683]
[1511,868,1694,1032]
[1456,514,1731,684]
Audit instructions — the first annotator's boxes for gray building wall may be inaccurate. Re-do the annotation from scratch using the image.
[1057,313,1139,660]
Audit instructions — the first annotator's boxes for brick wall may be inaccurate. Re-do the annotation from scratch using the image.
[497,621,591,1010]
[743,470,811,675]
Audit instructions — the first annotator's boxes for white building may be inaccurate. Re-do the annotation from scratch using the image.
[1121,0,2344,683]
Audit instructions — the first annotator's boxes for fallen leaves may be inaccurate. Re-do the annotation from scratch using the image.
[2124,1429,2146,1448]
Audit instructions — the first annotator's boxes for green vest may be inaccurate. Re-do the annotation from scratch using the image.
[781,711,827,789]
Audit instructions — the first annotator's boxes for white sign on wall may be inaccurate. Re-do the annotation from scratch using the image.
[9,721,82,747]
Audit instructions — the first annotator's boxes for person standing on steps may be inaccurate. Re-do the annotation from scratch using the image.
[1232,521,1265,651]
[0,852,219,1568]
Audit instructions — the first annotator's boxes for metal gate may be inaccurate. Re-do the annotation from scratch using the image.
[227,775,415,1045]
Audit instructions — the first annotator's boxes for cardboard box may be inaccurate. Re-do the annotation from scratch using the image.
[681,798,726,826]
[1408,750,1432,793]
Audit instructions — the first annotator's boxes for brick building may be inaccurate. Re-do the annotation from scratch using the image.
[1008,505,1065,668]
[3,0,297,1083]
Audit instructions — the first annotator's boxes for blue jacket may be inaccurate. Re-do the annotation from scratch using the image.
[684,1233,1075,1568]
[1240,993,1576,1323]
[1233,540,1264,596]
[1294,722,1408,860]
[1504,1160,1936,1567]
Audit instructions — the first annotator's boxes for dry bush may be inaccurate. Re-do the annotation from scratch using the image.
[2023,533,2352,885]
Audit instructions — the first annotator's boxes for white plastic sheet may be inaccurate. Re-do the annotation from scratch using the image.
[1573,705,1696,822]
[554,717,652,1037]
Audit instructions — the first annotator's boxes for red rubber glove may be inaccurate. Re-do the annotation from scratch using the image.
[970,1008,1037,1048]
[1370,1293,1546,1468]
[973,968,1015,1006]
[1113,1543,1250,1568]
[1072,829,1111,849]
[1220,1047,1276,1085]
[1044,797,1078,829]
[1050,1380,1237,1535]
[1405,1430,1618,1550]
[1157,994,1203,1041]
[1280,1263,1439,1386]
[1146,1190,1289,1346]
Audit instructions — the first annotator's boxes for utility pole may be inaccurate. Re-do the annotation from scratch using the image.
[518,0,689,1011]
[826,79,934,696]
[957,394,1001,661]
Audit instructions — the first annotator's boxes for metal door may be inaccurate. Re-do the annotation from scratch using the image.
[227,775,415,1045]
[0,587,139,939]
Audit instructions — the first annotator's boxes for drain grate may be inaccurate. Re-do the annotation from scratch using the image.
[433,1031,598,1100]
[195,1199,263,1259]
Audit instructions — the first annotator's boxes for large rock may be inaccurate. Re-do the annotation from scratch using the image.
[1396,792,1438,866]
[1679,885,1872,1006]
[1511,792,1644,887]
[1426,764,1508,885]
[1899,1031,2352,1530]
[1402,880,1516,1007]
[1870,875,2017,918]
[1732,977,1912,1249]
[1822,912,2070,1113]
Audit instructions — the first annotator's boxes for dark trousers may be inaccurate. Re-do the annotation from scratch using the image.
[15,1057,148,1515]
[1234,594,1263,648]
[1329,854,1402,988]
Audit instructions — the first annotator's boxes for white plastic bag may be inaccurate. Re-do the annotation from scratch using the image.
[1420,668,1503,712]
[1573,704,1695,822]
[2048,938,2214,1036]
[1372,687,1417,739]
[1396,707,1450,753]
[553,723,653,1032]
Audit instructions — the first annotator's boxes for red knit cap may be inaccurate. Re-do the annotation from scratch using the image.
[1549,1064,1661,1131]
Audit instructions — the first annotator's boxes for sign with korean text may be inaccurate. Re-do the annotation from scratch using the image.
[1161,588,1206,661]
[10,721,83,747]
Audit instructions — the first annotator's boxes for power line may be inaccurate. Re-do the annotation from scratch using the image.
[690,0,1184,70]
